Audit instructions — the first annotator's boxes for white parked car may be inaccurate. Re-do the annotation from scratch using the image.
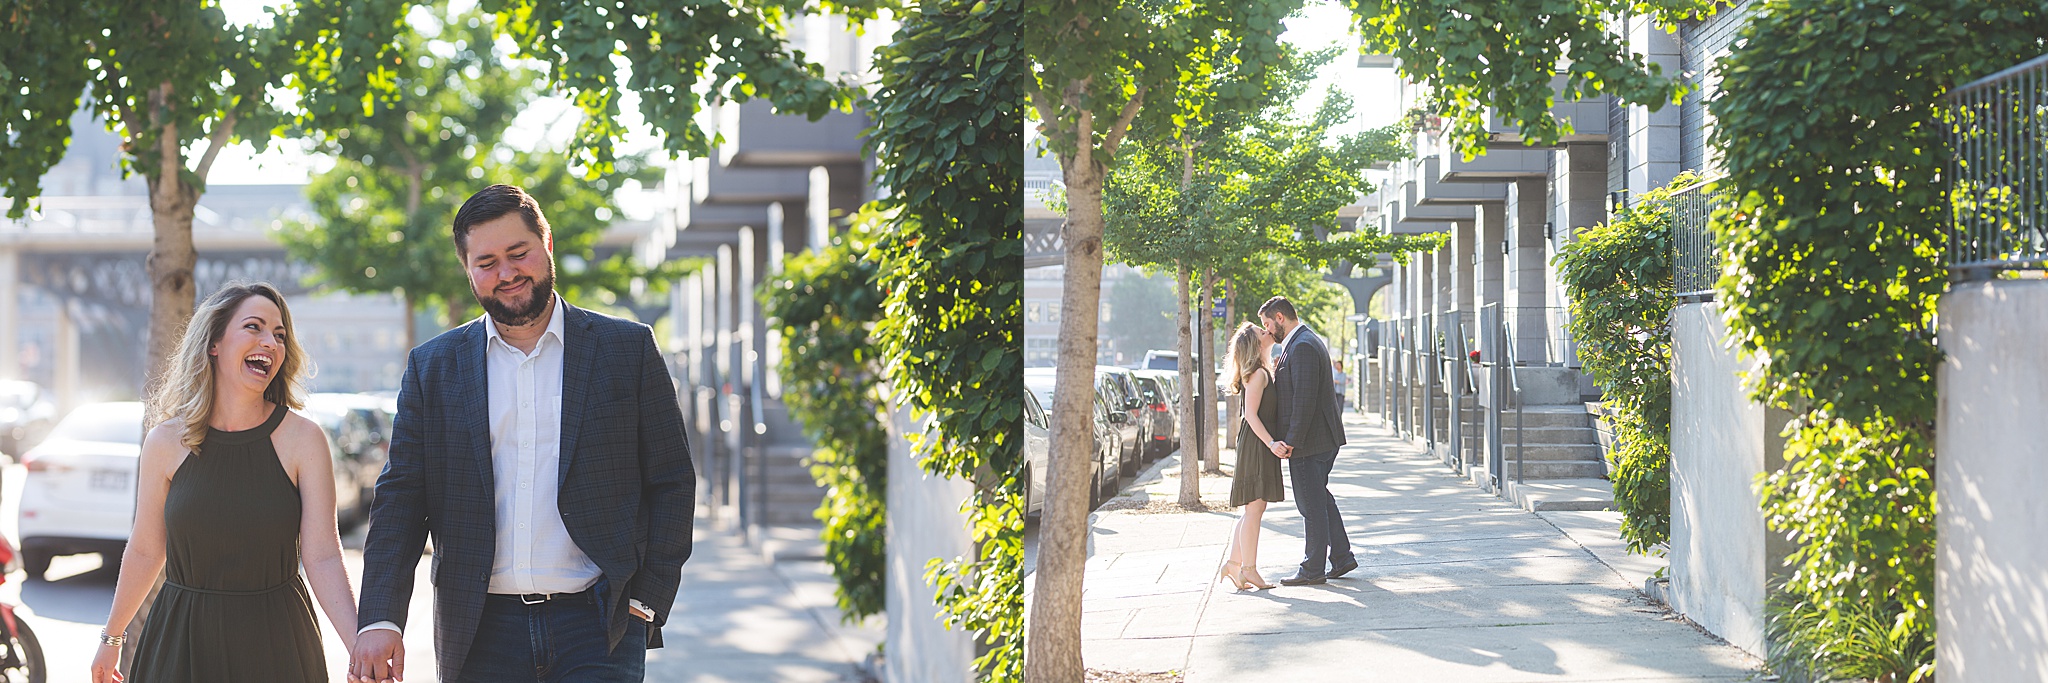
[17,401,144,578]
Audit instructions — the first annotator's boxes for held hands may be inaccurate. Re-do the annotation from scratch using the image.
[89,642,122,683]
[350,629,406,683]
[1271,441,1294,459]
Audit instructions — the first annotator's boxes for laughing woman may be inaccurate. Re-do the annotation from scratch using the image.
[91,282,356,682]
[1219,322,1285,591]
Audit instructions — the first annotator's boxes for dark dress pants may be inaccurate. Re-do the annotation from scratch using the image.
[1289,449,1354,576]
[457,591,647,683]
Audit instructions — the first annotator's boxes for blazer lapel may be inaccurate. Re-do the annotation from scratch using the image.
[460,321,496,498]
[557,303,597,486]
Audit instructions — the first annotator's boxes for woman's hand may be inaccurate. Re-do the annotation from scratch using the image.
[90,642,123,683]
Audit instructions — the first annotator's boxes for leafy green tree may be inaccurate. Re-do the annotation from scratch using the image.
[1104,50,1432,499]
[1344,0,1715,154]
[1025,5,1299,674]
[0,0,408,405]
[277,6,688,347]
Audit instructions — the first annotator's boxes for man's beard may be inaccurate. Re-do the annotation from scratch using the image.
[475,268,556,327]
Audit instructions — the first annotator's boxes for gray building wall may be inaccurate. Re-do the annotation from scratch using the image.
[1678,0,1758,176]
[884,405,977,682]
[1937,280,2048,682]
[1669,301,1792,657]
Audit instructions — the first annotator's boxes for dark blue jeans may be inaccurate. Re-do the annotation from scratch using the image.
[1289,449,1354,576]
[457,592,647,683]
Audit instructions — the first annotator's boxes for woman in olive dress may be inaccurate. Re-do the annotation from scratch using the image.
[1220,322,1286,591]
[91,282,359,682]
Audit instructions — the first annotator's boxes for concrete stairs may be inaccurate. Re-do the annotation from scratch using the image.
[1495,405,1609,482]
[762,444,829,526]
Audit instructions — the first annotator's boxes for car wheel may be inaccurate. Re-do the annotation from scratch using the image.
[22,550,50,581]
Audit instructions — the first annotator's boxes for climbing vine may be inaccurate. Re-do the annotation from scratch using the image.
[864,0,1023,678]
[759,227,888,620]
[1556,173,1693,556]
[1710,1,2048,678]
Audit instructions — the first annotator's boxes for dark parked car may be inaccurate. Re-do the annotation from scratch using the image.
[1091,394,1125,504]
[0,380,58,460]
[1095,366,1148,475]
[1129,374,1176,457]
[302,393,394,529]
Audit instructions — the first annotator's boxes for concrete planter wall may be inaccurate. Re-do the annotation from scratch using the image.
[884,403,977,683]
[1668,302,1795,658]
[1586,401,1616,477]
[1937,280,2048,682]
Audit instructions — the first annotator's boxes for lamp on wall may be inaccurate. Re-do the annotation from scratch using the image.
[1544,221,1555,242]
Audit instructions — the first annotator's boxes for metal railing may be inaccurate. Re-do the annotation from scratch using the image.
[1671,177,1727,299]
[1500,306,1579,368]
[1947,53,2048,278]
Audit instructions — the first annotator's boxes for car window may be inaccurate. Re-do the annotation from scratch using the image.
[47,403,144,444]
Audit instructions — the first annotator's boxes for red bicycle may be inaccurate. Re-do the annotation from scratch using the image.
[0,532,45,682]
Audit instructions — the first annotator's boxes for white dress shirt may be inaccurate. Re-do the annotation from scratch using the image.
[363,295,646,636]
[481,294,602,596]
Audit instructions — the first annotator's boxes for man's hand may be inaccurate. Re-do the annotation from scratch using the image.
[351,628,406,683]
[1273,441,1293,459]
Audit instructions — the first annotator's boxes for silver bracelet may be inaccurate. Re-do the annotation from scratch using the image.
[99,628,126,647]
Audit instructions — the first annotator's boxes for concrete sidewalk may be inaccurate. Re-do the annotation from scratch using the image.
[650,520,884,682]
[1070,413,1763,681]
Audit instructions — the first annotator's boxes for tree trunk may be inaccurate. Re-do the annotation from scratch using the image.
[1222,276,1239,474]
[402,290,418,352]
[1175,262,1198,507]
[1200,268,1219,473]
[1025,141,1108,683]
[129,134,199,679]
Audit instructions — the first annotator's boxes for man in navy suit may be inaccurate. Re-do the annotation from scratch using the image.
[351,185,695,683]
[1260,296,1356,586]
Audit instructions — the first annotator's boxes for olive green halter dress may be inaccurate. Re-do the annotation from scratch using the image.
[129,403,326,682]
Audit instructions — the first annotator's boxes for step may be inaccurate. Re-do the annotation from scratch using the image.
[1499,425,1601,445]
[1504,477,1615,512]
[1498,460,1608,480]
[1502,443,1604,462]
[1497,405,1592,429]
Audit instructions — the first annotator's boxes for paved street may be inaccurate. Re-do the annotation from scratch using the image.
[1027,412,1766,681]
[0,464,878,682]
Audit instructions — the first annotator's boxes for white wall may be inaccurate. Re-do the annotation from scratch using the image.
[1938,280,2048,682]
[884,404,978,683]
[1669,302,1791,657]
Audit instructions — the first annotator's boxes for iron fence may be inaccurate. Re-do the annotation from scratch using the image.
[1947,53,2048,278]
[1671,177,1726,299]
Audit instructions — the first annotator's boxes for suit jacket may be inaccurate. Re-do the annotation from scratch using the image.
[358,302,696,681]
[1273,324,1347,457]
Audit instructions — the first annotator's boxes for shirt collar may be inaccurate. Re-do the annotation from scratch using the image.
[1283,321,1310,348]
[483,293,567,352]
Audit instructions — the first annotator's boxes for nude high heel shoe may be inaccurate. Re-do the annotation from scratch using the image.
[1238,565,1275,590]
[1219,560,1250,590]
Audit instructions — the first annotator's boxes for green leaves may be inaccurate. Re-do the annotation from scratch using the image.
[866,0,1023,678]
[1556,172,1688,555]
[1341,0,1716,157]
[759,227,889,621]
[1707,0,2048,670]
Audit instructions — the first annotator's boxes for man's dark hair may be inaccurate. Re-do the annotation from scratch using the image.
[1258,296,1297,321]
[452,184,551,258]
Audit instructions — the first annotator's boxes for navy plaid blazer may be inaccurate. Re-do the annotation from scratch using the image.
[1273,325,1348,457]
[358,302,696,681]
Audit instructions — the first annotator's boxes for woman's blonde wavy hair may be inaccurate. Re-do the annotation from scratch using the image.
[152,281,310,455]
[1223,322,1269,396]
